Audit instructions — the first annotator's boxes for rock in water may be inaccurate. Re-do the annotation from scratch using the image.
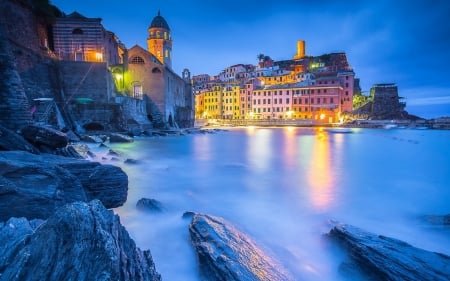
[189,214,294,281]
[110,133,134,143]
[0,200,161,281]
[136,198,164,213]
[328,223,450,281]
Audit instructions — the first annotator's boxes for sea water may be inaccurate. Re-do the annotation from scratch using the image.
[96,127,450,280]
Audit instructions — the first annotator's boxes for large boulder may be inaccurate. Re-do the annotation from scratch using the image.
[0,124,39,153]
[0,151,127,221]
[189,213,294,281]
[328,223,450,281]
[21,124,68,149]
[0,200,161,281]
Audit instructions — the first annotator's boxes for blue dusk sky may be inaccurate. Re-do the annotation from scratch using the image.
[50,0,450,118]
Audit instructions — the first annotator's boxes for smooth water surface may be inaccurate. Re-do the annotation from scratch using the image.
[102,127,450,280]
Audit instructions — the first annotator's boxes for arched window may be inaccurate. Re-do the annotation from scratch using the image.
[152,67,161,74]
[72,28,83,35]
[129,56,145,64]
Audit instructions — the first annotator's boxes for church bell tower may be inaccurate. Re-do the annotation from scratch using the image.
[147,10,172,68]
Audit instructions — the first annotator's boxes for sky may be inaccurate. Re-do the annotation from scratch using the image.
[50,0,450,118]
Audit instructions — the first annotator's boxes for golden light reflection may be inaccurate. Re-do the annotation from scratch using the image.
[307,131,334,210]
[247,129,272,172]
[192,134,211,161]
[283,127,296,168]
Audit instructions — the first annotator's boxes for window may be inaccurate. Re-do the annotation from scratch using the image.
[130,56,145,64]
[152,67,161,73]
[286,98,289,104]
[133,84,143,99]
[72,28,83,35]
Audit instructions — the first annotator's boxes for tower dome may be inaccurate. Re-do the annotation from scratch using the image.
[149,10,170,31]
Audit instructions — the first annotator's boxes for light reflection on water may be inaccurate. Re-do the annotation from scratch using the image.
[97,127,450,281]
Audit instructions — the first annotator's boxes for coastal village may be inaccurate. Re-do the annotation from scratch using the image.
[1,1,450,281]
[0,0,447,135]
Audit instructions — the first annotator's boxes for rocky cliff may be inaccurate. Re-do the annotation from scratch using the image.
[0,24,32,130]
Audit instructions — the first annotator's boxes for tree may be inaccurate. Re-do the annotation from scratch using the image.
[257,53,264,63]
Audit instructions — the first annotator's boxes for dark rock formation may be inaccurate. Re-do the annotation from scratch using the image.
[0,151,127,220]
[20,124,68,150]
[328,223,450,281]
[422,214,450,226]
[0,124,39,153]
[80,134,104,143]
[124,158,139,164]
[136,198,164,213]
[0,24,32,130]
[182,211,195,219]
[0,200,161,281]
[110,132,134,143]
[54,145,86,159]
[189,214,294,281]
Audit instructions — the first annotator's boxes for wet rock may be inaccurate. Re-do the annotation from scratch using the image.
[108,149,121,156]
[328,223,450,281]
[124,158,139,164]
[182,211,196,219]
[20,124,68,149]
[64,130,81,142]
[0,151,127,220]
[422,214,450,226]
[80,134,104,143]
[0,124,39,153]
[110,133,134,143]
[136,198,164,213]
[0,200,161,281]
[189,214,294,281]
[99,143,109,148]
[54,145,85,159]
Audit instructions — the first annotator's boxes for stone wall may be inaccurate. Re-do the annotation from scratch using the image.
[60,61,113,104]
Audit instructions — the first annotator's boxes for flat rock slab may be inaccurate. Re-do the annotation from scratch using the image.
[20,124,68,149]
[328,223,450,281]
[189,213,295,281]
[0,200,161,281]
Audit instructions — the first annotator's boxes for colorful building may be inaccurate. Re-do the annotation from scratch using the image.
[193,40,355,124]
[52,12,122,65]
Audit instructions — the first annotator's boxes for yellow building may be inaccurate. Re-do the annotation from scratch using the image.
[221,85,240,119]
[203,86,222,119]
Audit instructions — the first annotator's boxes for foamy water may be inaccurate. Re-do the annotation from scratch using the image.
[88,127,450,280]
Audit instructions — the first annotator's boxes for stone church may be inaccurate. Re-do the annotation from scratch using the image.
[125,11,194,128]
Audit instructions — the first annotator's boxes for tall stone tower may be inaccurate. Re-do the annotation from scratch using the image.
[147,10,172,68]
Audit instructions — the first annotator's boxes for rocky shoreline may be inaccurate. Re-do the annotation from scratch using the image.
[1,125,450,280]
